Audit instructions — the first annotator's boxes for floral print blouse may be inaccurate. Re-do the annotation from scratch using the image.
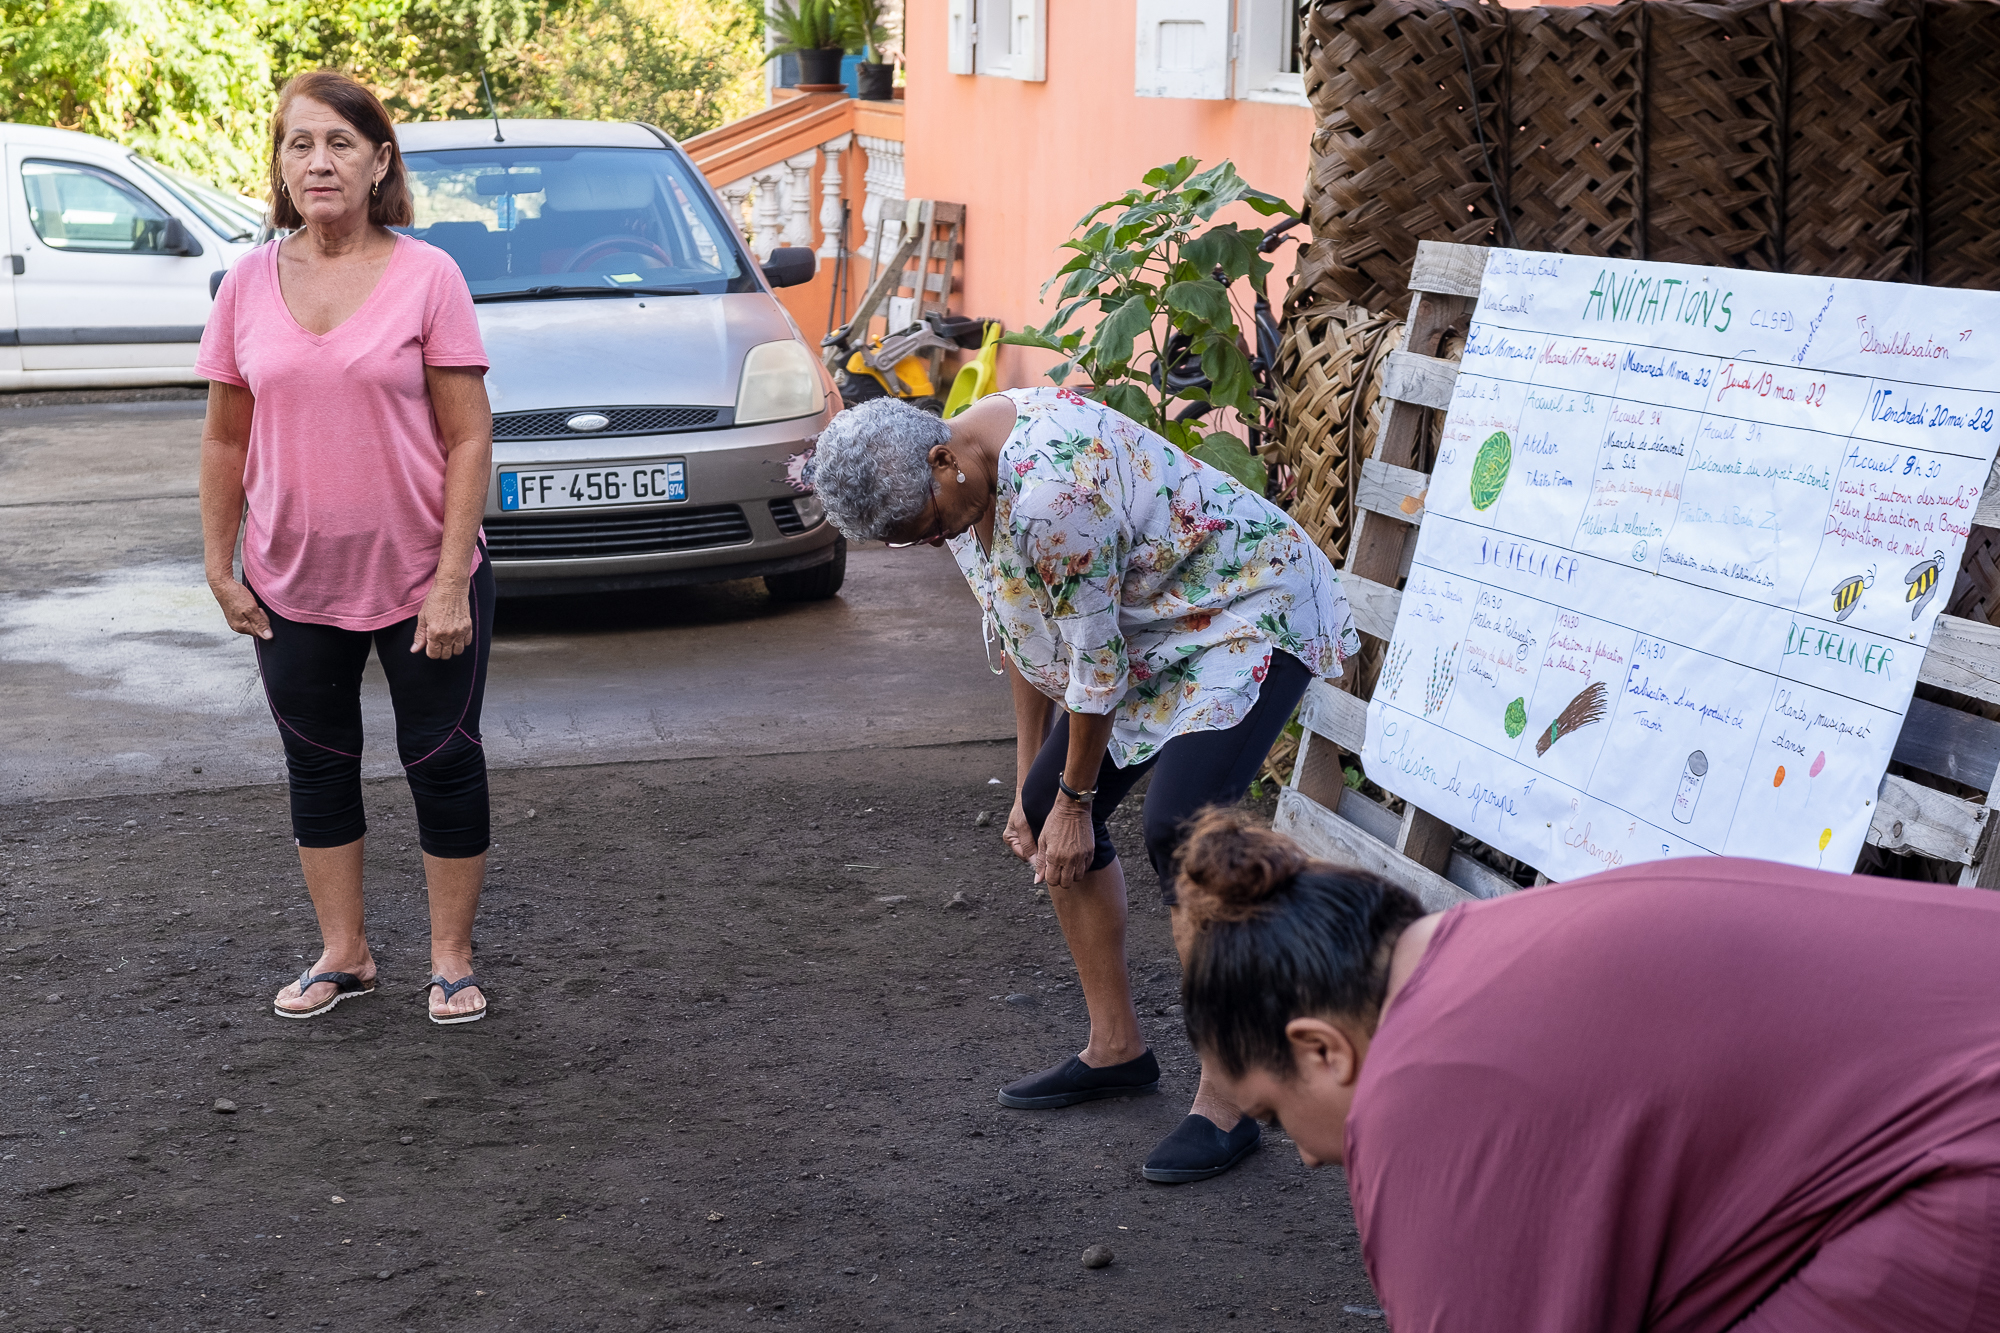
[949,387,1360,767]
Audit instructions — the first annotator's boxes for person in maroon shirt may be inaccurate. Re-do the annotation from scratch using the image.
[1175,811,2000,1333]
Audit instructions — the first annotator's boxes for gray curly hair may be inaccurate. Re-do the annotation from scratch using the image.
[804,398,952,542]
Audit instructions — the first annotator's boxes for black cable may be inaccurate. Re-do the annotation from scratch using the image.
[1446,6,1516,248]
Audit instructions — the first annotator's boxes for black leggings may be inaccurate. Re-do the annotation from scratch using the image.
[1021,650,1313,904]
[251,559,494,858]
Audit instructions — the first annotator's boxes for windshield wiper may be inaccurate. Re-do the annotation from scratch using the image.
[472,284,700,303]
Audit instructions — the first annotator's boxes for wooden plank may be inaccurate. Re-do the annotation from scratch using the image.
[1331,787,1518,900]
[1380,350,1459,410]
[1867,772,1989,863]
[1274,788,1474,913]
[1444,848,1519,900]
[1916,615,2000,708]
[1397,804,1457,874]
[1291,729,1350,811]
[1409,240,1490,298]
[1357,457,1429,524]
[1335,786,1402,844]
[1344,575,1402,643]
[1891,696,2000,789]
[1299,677,1368,752]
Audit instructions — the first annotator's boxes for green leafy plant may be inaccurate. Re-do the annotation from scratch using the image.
[844,0,890,60]
[764,0,853,56]
[1002,157,1293,492]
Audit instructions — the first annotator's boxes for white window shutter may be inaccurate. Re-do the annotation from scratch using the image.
[947,0,975,74]
[974,0,1013,77]
[1007,0,1047,81]
[1134,0,1233,99]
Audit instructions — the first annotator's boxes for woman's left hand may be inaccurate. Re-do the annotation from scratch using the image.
[1038,795,1095,888]
[412,578,473,659]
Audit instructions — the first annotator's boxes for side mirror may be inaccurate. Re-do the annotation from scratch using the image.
[761,246,816,289]
[160,217,203,258]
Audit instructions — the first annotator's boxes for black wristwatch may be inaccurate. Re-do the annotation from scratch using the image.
[1057,775,1098,803]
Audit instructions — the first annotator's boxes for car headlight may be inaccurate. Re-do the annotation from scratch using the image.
[796,493,826,527]
[736,340,824,425]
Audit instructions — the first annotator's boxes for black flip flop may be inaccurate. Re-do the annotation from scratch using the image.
[422,973,487,1026]
[273,969,375,1020]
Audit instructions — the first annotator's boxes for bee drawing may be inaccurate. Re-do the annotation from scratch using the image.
[1905,552,1945,621]
[1830,566,1874,623]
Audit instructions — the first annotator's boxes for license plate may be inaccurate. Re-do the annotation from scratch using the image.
[499,461,685,511]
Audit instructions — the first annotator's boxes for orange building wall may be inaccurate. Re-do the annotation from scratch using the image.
[901,0,1315,391]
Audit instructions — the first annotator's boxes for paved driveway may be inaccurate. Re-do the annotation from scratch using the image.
[0,394,1013,804]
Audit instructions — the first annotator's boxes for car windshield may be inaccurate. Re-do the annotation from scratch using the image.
[131,157,264,242]
[401,146,755,298]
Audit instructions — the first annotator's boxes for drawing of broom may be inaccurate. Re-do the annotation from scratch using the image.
[1536,681,1611,758]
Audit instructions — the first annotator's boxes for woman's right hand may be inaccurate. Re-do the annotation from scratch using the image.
[1004,794,1038,865]
[210,576,273,641]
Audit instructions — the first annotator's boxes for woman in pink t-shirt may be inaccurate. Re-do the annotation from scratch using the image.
[197,70,496,1025]
[1177,813,2000,1332]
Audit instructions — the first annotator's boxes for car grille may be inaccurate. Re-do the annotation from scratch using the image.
[770,498,806,535]
[492,406,725,440]
[484,504,753,560]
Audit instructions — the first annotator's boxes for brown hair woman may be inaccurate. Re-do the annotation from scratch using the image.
[197,70,497,1024]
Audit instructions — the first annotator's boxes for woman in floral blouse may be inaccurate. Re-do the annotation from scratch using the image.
[809,387,1357,1181]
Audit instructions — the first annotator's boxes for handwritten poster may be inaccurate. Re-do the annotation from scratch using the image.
[1364,250,2000,880]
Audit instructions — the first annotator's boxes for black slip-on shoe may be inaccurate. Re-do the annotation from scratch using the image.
[1141,1113,1262,1183]
[996,1050,1161,1109]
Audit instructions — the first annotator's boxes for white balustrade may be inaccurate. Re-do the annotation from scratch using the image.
[782,150,817,250]
[816,133,854,258]
[718,178,753,246]
[750,169,785,260]
[858,133,906,265]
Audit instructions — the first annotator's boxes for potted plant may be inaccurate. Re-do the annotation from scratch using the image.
[847,0,896,100]
[768,0,854,88]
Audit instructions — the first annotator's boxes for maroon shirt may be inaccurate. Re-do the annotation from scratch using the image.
[1347,858,2000,1332]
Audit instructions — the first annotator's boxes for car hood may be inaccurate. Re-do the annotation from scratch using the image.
[476,292,803,414]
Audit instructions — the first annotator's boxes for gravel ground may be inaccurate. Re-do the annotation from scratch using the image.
[0,743,1383,1330]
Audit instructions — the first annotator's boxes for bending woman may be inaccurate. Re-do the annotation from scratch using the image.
[198,70,495,1024]
[809,388,1357,1182]
[1178,812,2000,1332]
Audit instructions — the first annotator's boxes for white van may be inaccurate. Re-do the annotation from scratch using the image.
[0,123,265,392]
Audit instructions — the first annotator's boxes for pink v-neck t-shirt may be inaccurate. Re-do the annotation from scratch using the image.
[1346,858,2000,1333]
[197,233,489,631]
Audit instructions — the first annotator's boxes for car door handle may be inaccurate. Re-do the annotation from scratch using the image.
[6,255,20,275]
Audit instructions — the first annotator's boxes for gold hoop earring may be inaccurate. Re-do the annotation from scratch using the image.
[279,181,289,197]
[371,181,380,197]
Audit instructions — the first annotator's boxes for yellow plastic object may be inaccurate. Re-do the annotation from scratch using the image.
[943,322,1003,418]
[845,349,934,399]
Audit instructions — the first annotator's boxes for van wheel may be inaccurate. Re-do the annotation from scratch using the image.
[764,537,846,602]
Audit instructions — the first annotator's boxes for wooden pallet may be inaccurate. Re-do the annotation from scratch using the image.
[1276,241,2000,906]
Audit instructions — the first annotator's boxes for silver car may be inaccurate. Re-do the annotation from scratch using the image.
[394,119,843,600]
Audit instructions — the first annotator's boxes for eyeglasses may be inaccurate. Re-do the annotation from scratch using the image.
[885,478,946,549]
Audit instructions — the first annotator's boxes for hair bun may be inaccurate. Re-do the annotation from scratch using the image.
[1176,808,1313,927]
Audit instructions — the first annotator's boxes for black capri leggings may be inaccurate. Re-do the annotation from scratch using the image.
[1021,650,1313,904]
[251,557,494,858]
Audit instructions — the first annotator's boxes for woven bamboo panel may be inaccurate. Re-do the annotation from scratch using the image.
[1270,303,1405,563]
[1643,1,1783,268]
[1947,529,2000,626]
[1922,0,2000,289]
[1292,0,1511,314]
[1782,1,1921,281]
[1505,4,1645,256]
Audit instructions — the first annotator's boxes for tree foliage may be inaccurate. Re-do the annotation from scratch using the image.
[1002,158,1294,493]
[0,0,766,194]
